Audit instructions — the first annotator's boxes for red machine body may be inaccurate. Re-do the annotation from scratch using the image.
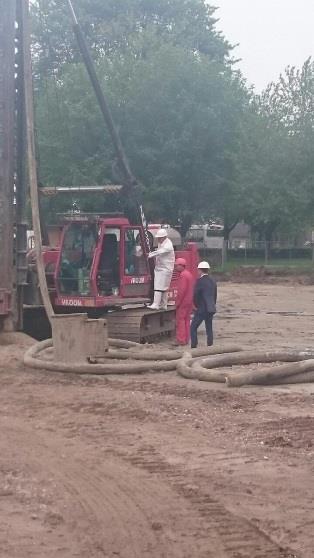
[38,216,199,312]
[53,215,150,310]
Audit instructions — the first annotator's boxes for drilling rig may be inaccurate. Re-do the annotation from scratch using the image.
[0,1,198,342]
[0,0,28,333]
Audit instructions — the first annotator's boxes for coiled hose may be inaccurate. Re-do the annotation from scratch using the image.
[24,339,314,385]
[23,338,242,375]
[177,350,314,386]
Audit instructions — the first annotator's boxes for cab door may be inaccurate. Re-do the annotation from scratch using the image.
[95,227,121,296]
[121,226,151,298]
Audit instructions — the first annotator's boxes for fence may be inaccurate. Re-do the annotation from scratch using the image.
[199,241,314,268]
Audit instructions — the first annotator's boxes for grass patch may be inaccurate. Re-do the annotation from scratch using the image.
[215,258,314,273]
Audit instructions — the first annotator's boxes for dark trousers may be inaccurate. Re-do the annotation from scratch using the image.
[190,310,214,348]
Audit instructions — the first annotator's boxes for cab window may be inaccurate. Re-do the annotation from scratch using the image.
[59,223,97,295]
[124,229,148,276]
[97,228,120,296]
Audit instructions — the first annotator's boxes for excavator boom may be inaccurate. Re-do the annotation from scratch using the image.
[65,0,151,256]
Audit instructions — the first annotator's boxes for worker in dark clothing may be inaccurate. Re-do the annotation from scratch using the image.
[190,261,217,348]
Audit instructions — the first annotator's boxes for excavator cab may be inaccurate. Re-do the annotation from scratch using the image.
[55,216,151,308]
[58,222,97,296]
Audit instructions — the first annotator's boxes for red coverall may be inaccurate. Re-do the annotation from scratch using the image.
[176,268,194,345]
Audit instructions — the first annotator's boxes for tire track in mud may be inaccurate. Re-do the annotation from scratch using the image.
[109,443,296,558]
[0,433,113,557]
[0,421,223,558]
[9,381,296,557]
[0,425,164,557]
[0,380,300,557]
[57,461,158,557]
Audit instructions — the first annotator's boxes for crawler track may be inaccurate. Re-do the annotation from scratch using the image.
[106,307,176,342]
[23,306,176,343]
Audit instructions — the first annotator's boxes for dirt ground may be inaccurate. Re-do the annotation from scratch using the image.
[1,282,314,558]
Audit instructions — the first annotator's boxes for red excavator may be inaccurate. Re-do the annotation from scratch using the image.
[0,1,198,341]
[23,1,199,342]
[25,212,198,342]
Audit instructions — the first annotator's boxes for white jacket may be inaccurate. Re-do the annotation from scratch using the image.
[148,238,175,291]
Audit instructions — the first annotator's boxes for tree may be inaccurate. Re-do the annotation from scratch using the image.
[260,58,314,135]
[248,59,314,243]
[34,25,248,225]
[30,0,232,81]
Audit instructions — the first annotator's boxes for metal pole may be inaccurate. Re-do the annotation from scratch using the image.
[66,0,136,192]
[0,0,16,331]
[22,0,54,319]
[15,0,29,329]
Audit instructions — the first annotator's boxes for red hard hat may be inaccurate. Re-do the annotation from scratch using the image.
[175,257,186,266]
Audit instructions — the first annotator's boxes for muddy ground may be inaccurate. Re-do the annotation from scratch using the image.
[1,282,314,558]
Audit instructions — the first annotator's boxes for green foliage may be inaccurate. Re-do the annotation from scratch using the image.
[31,1,313,237]
[243,58,314,239]
[260,58,314,135]
[31,0,232,79]
[32,3,247,225]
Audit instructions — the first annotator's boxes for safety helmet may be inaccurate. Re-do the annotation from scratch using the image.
[175,257,186,266]
[198,261,210,270]
[155,228,168,238]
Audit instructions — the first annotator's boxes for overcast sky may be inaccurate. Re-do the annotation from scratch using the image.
[213,0,313,91]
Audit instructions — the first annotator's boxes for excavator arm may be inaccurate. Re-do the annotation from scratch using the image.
[65,0,152,256]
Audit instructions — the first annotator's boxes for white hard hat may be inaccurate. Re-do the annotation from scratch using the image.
[198,261,210,270]
[155,228,168,238]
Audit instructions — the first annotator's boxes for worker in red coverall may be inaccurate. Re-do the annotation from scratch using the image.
[175,258,194,346]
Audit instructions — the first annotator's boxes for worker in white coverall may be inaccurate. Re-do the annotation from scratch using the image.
[147,228,175,310]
